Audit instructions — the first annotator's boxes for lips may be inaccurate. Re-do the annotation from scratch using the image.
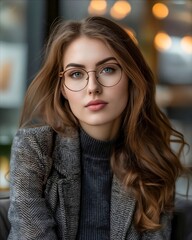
[85,100,108,111]
[86,100,107,107]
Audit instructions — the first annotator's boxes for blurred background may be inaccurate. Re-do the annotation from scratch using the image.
[0,0,192,197]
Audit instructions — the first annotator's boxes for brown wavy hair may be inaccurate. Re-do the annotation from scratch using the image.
[20,16,186,232]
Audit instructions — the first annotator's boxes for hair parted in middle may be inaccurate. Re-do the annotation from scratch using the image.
[20,16,186,232]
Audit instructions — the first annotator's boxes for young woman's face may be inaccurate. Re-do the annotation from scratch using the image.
[62,36,128,140]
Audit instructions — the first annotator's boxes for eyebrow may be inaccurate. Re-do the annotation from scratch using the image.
[65,57,117,70]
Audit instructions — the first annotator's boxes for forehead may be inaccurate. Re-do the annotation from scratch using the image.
[63,36,114,67]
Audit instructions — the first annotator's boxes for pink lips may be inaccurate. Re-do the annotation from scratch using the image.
[85,100,108,111]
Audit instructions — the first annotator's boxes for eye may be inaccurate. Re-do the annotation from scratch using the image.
[66,69,85,80]
[102,67,114,74]
[71,72,83,78]
[99,64,119,75]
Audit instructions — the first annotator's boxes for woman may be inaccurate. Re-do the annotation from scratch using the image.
[8,16,186,240]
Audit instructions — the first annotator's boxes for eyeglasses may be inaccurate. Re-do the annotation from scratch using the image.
[59,63,122,92]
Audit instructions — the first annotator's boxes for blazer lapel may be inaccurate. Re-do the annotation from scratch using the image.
[52,128,81,240]
[110,175,136,240]
[53,128,81,177]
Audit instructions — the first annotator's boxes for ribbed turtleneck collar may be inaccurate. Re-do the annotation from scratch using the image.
[79,128,114,159]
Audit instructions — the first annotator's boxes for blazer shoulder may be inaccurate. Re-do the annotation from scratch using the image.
[13,125,56,157]
[13,125,78,157]
[16,125,54,137]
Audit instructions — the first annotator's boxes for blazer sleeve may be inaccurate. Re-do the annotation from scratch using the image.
[8,127,58,240]
[141,213,172,240]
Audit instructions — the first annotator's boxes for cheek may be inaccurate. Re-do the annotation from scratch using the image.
[116,78,128,103]
[62,86,74,103]
[63,89,81,111]
[118,92,128,113]
[61,85,68,99]
[115,81,129,114]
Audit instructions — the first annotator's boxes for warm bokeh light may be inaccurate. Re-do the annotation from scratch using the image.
[88,0,107,15]
[110,0,131,20]
[0,156,10,190]
[152,3,169,19]
[154,32,172,51]
[180,36,192,54]
[124,27,138,45]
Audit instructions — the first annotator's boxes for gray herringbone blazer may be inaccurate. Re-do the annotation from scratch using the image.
[8,126,172,240]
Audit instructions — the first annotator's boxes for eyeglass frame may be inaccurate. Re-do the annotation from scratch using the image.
[59,62,122,92]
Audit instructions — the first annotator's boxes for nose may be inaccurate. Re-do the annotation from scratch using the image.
[87,71,102,95]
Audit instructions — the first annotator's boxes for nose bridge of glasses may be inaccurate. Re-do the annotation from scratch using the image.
[86,70,98,81]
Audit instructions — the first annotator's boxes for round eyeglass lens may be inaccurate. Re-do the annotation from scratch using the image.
[96,63,122,87]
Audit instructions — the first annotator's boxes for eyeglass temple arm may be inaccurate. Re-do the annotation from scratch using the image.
[59,72,64,78]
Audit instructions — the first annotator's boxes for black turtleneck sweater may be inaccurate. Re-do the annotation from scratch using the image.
[76,129,113,240]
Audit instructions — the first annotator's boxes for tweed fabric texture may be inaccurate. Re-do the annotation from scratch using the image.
[8,125,172,240]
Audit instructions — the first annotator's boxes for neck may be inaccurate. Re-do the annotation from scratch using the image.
[79,121,120,141]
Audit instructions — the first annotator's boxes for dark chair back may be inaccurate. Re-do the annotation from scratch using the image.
[171,198,192,240]
[0,191,10,240]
